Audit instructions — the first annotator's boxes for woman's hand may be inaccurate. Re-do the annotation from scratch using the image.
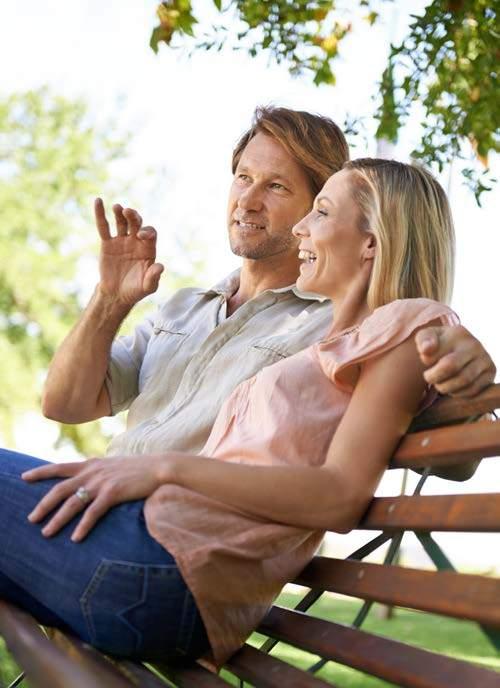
[22,455,171,542]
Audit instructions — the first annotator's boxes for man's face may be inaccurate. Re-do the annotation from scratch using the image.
[227,132,314,262]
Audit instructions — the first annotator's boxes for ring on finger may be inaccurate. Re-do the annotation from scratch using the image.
[75,486,92,504]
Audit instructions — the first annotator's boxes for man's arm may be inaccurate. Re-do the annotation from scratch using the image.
[42,199,164,423]
[414,324,496,481]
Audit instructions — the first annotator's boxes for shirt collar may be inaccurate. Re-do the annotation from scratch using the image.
[195,269,327,303]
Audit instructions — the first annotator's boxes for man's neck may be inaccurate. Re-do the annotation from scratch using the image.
[226,255,300,315]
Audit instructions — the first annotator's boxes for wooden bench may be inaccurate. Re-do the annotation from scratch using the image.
[1,385,500,688]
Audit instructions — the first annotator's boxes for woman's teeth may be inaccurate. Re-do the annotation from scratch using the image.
[299,249,317,263]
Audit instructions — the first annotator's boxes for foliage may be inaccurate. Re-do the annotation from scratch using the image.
[150,0,499,202]
[0,88,126,453]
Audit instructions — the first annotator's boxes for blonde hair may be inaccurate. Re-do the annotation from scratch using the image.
[344,158,455,308]
[232,106,349,196]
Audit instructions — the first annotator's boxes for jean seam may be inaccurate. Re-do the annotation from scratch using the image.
[80,560,111,644]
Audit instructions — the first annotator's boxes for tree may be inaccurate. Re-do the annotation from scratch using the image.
[149,0,499,202]
[0,88,126,453]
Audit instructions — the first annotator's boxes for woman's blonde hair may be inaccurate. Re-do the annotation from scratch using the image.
[344,158,455,308]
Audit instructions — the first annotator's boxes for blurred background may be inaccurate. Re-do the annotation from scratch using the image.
[0,0,498,573]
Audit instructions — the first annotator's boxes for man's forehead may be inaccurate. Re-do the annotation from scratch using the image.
[237,133,304,182]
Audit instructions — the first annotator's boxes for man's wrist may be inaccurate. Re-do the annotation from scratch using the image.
[92,286,133,324]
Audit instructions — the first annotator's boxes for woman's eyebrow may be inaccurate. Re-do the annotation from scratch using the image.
[315,195,334,206]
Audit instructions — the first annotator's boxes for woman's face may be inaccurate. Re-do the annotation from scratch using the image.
[293,169,374,301]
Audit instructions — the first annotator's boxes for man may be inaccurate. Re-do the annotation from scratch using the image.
[43,106,495,465]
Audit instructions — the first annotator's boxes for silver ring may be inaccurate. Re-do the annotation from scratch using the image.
[75,486,91,504]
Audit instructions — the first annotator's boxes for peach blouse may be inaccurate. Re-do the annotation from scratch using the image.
[144,298,458,667]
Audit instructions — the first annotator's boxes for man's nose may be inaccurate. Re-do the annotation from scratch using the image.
[238,183,263,211]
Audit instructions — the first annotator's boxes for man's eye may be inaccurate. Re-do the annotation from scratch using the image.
[270,182,286,191]
[237,174,250,181]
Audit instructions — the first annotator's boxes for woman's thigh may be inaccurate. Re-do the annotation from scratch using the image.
[0,449,208,659]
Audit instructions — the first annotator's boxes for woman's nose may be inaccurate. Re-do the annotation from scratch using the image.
[292,214,310,238]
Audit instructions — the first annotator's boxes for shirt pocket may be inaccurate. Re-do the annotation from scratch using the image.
[139,318,189,390]
[251,334,295,361]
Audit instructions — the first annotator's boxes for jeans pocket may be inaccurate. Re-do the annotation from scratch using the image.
[80,559,185,658]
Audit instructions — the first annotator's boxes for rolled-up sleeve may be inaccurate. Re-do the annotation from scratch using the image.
[105,313,155,415]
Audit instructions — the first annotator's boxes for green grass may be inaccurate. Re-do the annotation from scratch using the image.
[1,592,498,687]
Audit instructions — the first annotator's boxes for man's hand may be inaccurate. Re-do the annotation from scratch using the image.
[95,198,165,307]
[415,325,496,398]
[22,455,170,542]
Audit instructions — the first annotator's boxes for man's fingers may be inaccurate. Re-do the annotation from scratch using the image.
[71,497,111,542]
[94,198,111,240]
[432,363,493,397]
[137,226,157,241]
[113,203,128,236]
[143,263,164,295]
[415,327,441,363]
[123,208,142,235]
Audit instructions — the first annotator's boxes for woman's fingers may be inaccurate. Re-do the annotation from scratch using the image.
[27,479,80,524]
[40,490,92,537]
[22,461,82,482]
[70,496,113,542]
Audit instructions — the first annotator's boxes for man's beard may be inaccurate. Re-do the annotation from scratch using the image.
[229,229,298,260]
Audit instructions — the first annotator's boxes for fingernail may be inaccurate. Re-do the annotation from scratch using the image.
[27,512,35,521]
[41,526,51,536]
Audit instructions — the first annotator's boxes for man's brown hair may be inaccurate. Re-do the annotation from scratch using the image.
[232,106,350,196]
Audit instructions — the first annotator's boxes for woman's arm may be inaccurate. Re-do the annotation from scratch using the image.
[164,333,428,532]
[25,332,428,541]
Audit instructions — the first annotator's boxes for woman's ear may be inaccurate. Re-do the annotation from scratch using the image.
[362,232,377,260]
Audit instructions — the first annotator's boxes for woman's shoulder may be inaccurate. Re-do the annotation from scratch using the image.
[362,298,459,334]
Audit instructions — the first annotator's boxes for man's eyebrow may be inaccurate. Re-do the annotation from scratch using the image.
[235,164,294,187]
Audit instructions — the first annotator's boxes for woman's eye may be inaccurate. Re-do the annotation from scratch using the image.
[317,208,328,217]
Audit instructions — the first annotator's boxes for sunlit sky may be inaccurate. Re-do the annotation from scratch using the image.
[1,1,498,566]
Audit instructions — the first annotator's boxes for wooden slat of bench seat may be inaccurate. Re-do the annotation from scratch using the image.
[294,557,500,627]
[0,601,133,688]
[226,642,334,687]
[392,419,500,469]
[152,659,230,687]
[259,606,500,688]
[409,383,500,432]
[360,493,500,532]
[47,631,171,687]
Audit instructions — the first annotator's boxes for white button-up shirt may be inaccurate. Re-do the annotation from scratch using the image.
[105,270,333,456]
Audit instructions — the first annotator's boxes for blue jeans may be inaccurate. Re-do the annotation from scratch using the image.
[0,449,209,661]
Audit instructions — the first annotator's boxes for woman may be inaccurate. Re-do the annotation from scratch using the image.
[1,158,457,668]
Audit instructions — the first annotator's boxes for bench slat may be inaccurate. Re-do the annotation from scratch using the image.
[226,643,334,687]
[259,606,500,688]
[294,557,500,626]
[0,602,133,688]
[392,419,500,469]
[409,384,500,432]
[360,494,500,531]
[152,660,230,687]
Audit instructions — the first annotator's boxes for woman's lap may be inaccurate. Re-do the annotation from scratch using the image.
[0,448,208,660]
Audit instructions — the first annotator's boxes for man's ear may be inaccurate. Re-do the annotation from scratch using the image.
[362,232,377,260]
